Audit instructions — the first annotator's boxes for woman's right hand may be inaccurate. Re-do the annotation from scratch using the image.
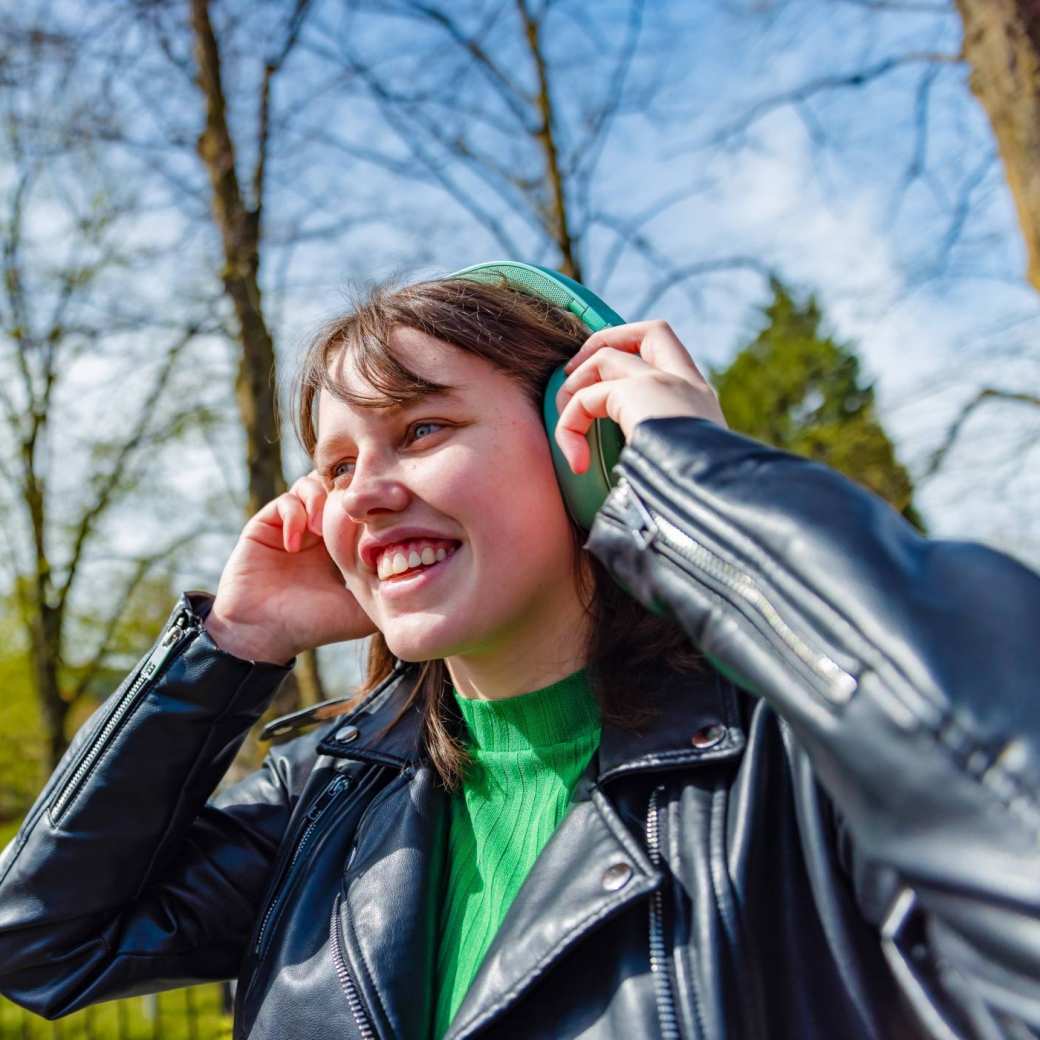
[204,470,378,665]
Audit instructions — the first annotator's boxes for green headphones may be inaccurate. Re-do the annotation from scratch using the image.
[449,261,754,694]
[448,260,627,531]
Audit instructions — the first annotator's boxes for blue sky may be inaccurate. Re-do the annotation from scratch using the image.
[255,0,1040,559]
[4,0,1038,685]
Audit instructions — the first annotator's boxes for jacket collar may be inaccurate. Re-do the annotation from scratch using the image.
[316,657,746,779]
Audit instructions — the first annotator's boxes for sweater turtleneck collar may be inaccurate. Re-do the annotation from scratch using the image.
[451,668,599,752]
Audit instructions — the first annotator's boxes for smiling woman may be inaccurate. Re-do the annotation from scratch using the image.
[289,277,702,788]
[3,267,1040,1040]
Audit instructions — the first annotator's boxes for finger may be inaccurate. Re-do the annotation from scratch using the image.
[555,347,648,416]
[554,379,626,475]
[275,494,308,552]
[290,471,327,536]
[563,320,707,382]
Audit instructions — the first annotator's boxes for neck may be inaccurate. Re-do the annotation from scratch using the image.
[445,567,592,702]
[446,644,589,702]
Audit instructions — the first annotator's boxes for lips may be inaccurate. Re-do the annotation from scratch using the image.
[358,529,462,572]
[376,542,462,599]
[376,541,461,581]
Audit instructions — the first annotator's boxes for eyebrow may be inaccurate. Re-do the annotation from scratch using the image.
[313,388,463,468]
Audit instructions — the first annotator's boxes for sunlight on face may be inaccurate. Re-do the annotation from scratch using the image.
[316,327,581,665]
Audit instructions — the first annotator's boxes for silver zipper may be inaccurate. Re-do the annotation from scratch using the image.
[331,893,376,1040]
[49,609,200,822]
[254,773,352,956]
[607,479,857,706]
[646,786,681,1040]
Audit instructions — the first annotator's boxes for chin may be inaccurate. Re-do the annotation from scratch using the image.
[379,615,462,664]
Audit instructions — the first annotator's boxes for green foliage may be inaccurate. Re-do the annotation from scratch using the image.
[0,985,231,1038]
[0,607,46,824]
[0,570,183,825]
[713,278,925,531]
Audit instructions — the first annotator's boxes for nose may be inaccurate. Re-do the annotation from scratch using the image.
[337,450,410,523]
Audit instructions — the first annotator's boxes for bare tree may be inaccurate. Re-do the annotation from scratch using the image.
[662,1,1039,532]
[189,0,309,520]
[185,0,328,716]
[314,0,772,308]
[955,1,1040,297]
[0,41,215,768]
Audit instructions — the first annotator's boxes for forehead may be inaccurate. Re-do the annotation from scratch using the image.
[312,327,502,458]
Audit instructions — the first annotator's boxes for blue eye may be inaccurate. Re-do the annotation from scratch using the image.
[326,422,445,484]
[410,420,443,441]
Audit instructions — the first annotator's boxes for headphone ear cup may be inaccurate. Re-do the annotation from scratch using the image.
[543,364,625,531]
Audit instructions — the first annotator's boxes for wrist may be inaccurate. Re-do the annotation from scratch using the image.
[203,612,296,667]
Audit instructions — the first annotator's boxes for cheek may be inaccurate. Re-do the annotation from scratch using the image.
[473,424,569,542]
[321,494,360,577]
[319,421,565,575]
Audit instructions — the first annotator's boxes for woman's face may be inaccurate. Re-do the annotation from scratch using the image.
[315,326,583,665]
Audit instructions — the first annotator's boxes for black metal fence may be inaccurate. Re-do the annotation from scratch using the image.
[0,985,230,1039]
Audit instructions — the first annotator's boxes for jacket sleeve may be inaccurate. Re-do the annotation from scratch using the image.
[0,591,297,1018]
[585,416,1040,1037]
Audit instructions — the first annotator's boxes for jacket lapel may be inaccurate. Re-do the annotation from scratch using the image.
[315,664,449,1038]
[316,659,747,1039]
[444,782,660,1040]
[444,661,747,1039]
[597,659,747,783]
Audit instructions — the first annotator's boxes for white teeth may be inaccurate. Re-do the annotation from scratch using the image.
[377,541,456,580]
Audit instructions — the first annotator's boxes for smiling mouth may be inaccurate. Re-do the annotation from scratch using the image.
[377,542,462,583]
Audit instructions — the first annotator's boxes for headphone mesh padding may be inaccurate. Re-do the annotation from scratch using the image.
[454,266,577,315]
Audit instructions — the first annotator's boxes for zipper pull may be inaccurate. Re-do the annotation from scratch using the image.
[139,610,199,683]
[306,775,350,821]
[610,478,659,550]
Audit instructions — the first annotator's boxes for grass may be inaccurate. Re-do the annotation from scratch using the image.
[0,986,232,1039]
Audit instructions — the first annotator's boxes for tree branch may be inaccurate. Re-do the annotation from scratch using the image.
[391,0,533,126]
[696,52,963,149]
[921,387,1040,480]
[635,255,775,316]
[253,0,314,216]
[342,55,532,256]
[54,325,199,622]
[66,524,209,703]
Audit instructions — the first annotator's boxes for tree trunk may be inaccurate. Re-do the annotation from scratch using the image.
[190,0,321,713]
[30,602,68,771]
[956,0,1040,293]
[516,0,581,281]
[190,0,284,520]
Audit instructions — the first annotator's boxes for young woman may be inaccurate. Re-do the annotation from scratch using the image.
[0,268,1038,1040]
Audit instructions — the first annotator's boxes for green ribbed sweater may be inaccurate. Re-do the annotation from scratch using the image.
[434,668,601,1038]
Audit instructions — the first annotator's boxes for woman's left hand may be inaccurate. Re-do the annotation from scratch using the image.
[554,320,728,475]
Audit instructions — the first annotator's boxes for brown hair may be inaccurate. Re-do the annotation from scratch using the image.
[290,275,702,790]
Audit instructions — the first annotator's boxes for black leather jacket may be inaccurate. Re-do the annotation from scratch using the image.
[1,417,1039,1040]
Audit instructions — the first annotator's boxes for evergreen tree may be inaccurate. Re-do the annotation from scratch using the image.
[714,279,924,531]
